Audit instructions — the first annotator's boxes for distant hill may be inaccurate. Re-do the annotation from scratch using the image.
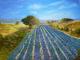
[0,18,20,23]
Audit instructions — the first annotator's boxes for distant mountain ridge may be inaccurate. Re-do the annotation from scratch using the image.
[0,18,20,23]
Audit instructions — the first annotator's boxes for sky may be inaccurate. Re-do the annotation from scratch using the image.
[0,0,80,21]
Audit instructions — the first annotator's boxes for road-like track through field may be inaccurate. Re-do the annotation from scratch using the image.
[8,25,80,60]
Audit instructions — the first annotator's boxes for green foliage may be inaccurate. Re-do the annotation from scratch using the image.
[63,26,69,31]
[0,28,30,59]
[0,34,4,48]
[15,21,19,25]
[21,16,40,27]
[56,25,60,29]
[0,29,27,49]
[0,34,4,40]
[75,49,80,60]
[60,18,74,22]
[75,28,80,34]
[46,20,51,24]
[77,49,80,56]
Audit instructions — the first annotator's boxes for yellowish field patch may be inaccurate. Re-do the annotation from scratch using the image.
[0,24,29,36]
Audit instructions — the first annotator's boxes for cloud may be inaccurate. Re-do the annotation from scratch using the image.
[28,4,43,10]
[58,3,77,9]
[27,0,78,17]
[28,1,64,10]
[48,1,64,7]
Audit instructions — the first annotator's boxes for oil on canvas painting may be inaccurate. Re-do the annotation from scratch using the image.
[0,0,80,60]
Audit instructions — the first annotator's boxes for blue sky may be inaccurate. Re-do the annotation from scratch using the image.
[0,0,80,21]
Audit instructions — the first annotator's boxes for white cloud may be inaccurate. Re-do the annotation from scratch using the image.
[28,1,64,10]
[29,11,38,15]
[28,4,43,10]
[28,0,78,16]
[58,3,77,9]
[48,1,64,7]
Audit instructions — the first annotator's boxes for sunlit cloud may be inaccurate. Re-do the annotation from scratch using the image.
[39,10,75,20]
[48,1,64,7]
[28,4,43,10]
[27,0,79,20]
[28,0,64,11]
[58,3,77,9]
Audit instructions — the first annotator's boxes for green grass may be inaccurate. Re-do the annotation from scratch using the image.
[75,49,80,60]
[0,27,30,60]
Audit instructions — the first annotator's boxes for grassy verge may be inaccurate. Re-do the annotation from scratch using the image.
[75,49,80,60]
[0,27,30,60]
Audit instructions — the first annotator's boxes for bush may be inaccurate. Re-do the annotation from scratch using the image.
[21,15,40,28]
[78,49,80,56]
[0,28,29,50]
[15,21,20,25]
[60,18,74,22]
[75,28,80,34]
[0,34,4,40]
[60,28,64,30]
[0,34,4,48]
[63,26,69,31]
[75,49,80,60]
[56,25,59,29]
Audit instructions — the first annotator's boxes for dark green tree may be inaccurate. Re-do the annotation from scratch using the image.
[21,16,40,28]
[75,28,80,34]
[60,18,74,22]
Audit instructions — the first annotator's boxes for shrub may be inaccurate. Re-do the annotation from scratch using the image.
[60,18,74,22]
[75,28,80,34]
[75,49,80,60]
[78,49,80,56]
[21,15,40,28]
[0,34,4,48]
[63,26,69,31]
